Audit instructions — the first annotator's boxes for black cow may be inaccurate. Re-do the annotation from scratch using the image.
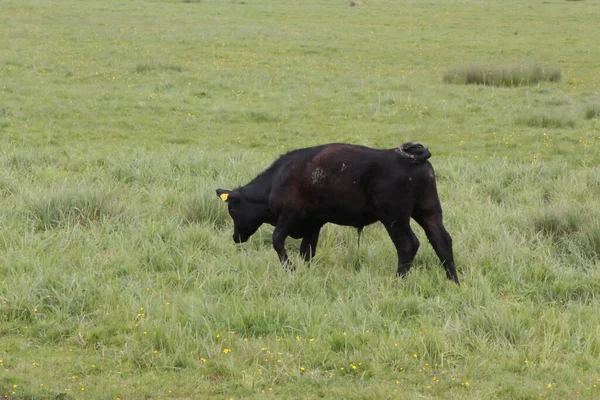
[216,142,459,284]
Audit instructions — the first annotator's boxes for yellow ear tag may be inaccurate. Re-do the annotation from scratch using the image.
[220,193,229,201]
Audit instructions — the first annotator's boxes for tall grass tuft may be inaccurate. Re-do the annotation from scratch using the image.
[135,62,184,73]
[584,104,600,120]
[0,175,16,198]
[515,112,576,129]
[26,187,123,230]
[181,191,230,227]
[532,208,584,238]
[576,224,600,262]
[444,64,562,87]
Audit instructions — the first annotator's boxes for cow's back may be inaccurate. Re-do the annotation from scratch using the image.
[268,144,431,227]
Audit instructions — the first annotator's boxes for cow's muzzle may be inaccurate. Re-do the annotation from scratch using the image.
[233,233,249,243]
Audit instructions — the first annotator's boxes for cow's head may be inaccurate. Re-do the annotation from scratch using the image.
[216,188,267,243]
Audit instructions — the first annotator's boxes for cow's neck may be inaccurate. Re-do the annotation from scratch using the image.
[241,170,278,226]
[240,168,273,204]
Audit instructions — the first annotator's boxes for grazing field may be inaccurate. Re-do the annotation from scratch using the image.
[1,0,600,398]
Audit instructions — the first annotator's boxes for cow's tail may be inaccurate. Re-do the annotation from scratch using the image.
[394,142,431,164]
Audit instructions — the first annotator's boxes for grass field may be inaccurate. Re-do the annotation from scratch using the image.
[1,0,600,398]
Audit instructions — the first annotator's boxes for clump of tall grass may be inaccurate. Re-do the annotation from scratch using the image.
[515,112,576,129]
[532,207,584,238]
[26,187,123,230]
[180,191,230,227]
[245,110,280,123]
[135,62,184,73]
[444,64,562,87]
[585,104,600,120]
[575,224,600,262]
[0,175,15,198]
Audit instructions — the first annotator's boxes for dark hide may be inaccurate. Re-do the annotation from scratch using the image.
[216,142,459,284]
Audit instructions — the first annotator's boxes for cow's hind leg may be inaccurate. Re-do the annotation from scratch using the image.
[300,226,321,264]
[413,210,459,285]
[272,214,297,269]
[382,218,420,278]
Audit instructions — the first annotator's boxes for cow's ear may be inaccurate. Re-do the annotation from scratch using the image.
[216,189,241,202]
[216,189,232,202]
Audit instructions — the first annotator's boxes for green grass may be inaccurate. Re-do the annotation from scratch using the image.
[444,64,562,87]
[1,0,600,398]
[515,112,577,129]
[585,104,600,120]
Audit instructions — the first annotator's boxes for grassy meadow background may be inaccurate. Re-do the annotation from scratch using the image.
[1,0,600,398]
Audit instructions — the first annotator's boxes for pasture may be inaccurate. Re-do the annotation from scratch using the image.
[1,0,600,398]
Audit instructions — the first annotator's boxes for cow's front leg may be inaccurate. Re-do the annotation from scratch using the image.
[299,226,321,264]
[272,214,296,269]
[382,219,420,278]
[413,210,459,285]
